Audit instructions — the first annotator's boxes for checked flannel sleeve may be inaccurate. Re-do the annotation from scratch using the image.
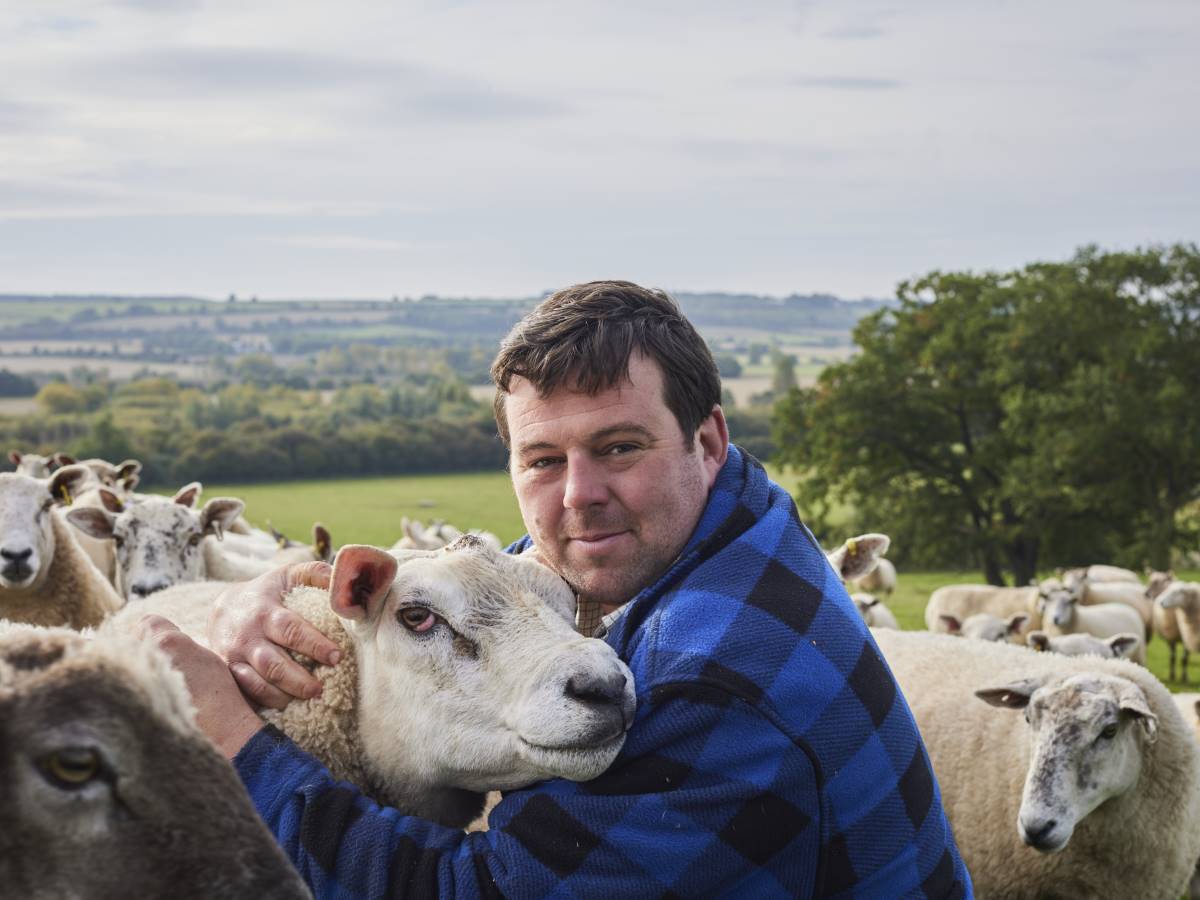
[235,677,822,899]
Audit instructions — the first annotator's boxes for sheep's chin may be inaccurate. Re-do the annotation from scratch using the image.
[514,733,627,783]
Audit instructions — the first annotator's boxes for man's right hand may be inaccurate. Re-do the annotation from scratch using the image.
[207,561,341,710]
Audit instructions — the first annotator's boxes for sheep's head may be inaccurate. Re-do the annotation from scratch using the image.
[8,451,54,479]
[67,482,244,601]
[0,624,308,899]
[1145,570,1175,601]
[1157,582,1200,614]
[0,467,91,591]
[1026,630,1141,660]
[976,672,1156,854]
[329,537,636,801]
[1037,580,1081,629]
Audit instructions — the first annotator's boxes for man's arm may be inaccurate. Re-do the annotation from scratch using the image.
[235,683,822,899]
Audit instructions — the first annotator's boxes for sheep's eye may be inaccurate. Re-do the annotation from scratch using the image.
[40,748,100,789]
[187,533,204,547]
[1100,723,1119,739]
[399,607,438,633]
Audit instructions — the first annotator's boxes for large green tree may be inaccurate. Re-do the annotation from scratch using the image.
[774,245,1200,585]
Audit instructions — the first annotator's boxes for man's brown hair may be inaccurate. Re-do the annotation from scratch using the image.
[490,280,722,447]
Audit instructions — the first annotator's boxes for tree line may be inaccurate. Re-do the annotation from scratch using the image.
[774,244,1200,584]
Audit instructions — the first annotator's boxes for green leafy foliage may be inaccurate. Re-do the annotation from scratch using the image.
[774,245,1200,584]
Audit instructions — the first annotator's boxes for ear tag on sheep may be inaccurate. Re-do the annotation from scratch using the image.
[846,539,857,557]
[60,484,73,506]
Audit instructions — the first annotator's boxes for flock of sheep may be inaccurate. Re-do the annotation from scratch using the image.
[4,449,1200,897]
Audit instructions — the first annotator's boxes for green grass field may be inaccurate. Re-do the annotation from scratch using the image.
[185,469,1199,691]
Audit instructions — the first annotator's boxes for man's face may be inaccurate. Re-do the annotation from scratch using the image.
[505,353,727,609]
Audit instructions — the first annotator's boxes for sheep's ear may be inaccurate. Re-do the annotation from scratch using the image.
[1007,613,1029,636]
[8,450,20,465]
[313,524,332,561]
[199,498,244,541]
[1108,634,1140,659]
[1116,683,1157,743]
[827,533,890,581]
[53,452,77,468]
[330,545,399,622]
[976,678,1044,709]
[115,460,141,480]
[97,488,124,513]
[173,482,203,508]
[939,614,962,634]
[1027,631,1050,652]
[121,472,140,493]
[47,464,91,506]
[67,507,115,541]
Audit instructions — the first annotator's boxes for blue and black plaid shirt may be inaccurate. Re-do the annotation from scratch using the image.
[235,445,972,898]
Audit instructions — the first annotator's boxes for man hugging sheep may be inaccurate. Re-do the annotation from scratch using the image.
[145,281,972,898]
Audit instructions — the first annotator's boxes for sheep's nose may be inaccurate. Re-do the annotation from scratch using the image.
[130,580,167,598]
[1021,819,1058,850]
[565,669,627,709]
[0,546,33,563]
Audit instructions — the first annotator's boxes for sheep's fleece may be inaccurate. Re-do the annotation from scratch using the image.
[874,629,1200,899]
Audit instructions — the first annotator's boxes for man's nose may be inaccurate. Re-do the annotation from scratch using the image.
[562,455,609,508]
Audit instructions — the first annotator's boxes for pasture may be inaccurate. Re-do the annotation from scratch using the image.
[185,468,1200,691]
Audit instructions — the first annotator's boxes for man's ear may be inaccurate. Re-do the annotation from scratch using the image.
[696,405,729,487]
[329,545,399,622]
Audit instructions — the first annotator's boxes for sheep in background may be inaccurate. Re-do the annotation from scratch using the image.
[1158,582,1200,683]
[66,485,321,602]
[1059,564,1142,585]
[1061,569,1152,641]
[1037,579,1146,664]
[825,532,891,584]
[108,536,635,828]
[925,582,1043,636]
[0,622,309,899]
[1026,629,1141,660]
[851,592,900,629]
[852,556,896,596]
[875,629,1200,898]
[8,450,56,479]
[393,516,504,553]
[1148,570,1188,682]
[938,611,1029,644]
[0,467,124,629]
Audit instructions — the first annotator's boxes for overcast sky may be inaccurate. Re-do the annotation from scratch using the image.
[2,0,1197,300]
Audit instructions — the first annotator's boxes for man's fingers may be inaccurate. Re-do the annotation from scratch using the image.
[247,643,323,702]
[230,663,294,711]
[287,560,332,591]
[264,606,342,667]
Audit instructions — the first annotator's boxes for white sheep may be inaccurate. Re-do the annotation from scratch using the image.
[925,582,1043,636]
[850,592,900,629]
[852,556,896,596]
[1061,569,1153,640]
[66,484,321,602]
[0,468,124,629]
[1025,629,1141,660]
[0,621,309,898]
[875,629,1200,898]
[1060,564,1142,585]
[1158,583,1200,681]
[938,611,1029,643]
[1148,570,1189,682]
[393,517,503,553]
[108,535,636,827]
[51,453,142,492]
[1172,692,1200,745]
[1037,580,1146,664]
[8,449,55,478]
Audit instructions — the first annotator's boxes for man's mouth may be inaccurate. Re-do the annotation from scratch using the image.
[569,531,629,551]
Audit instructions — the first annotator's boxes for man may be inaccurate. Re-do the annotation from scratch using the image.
[144,281,971,898]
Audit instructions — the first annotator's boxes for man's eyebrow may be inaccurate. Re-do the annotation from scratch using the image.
[515,423,656,456]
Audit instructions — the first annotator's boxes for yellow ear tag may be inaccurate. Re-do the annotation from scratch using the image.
[846,539,857,557]
[60,484,73,506]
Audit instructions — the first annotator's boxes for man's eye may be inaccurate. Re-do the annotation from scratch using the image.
[528,457,561,470]
[607,443,639,455]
